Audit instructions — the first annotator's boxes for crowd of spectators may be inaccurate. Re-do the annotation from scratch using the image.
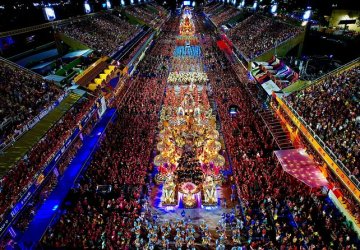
[12,173,59,233]
[275,103,360,225]
[203,29,359,248]
[0,104,99,249]
[208,6,241,27]
[228,14,303,59]
[0,61,63,148]
[6,12,356,250]
[120,33,151,66]
[287,66,360,179]
[58,12,141,56]
[203,3,223,16]
[132,20,179,78]
[0,171,59,250]
[40,23,177,248]
[125,5,163,28]
[136,54,169,78]
[0,96,96,219]
[149,2,168,17]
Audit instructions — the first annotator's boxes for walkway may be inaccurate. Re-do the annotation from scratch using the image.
[18,108,116,249]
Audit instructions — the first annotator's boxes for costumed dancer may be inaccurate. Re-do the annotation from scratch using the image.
[215,238,226,250]
[134,236,143,250]
[174,228,184,250]
[186,234,196,250]
[232,228,241,245]
[199,220,208,232]
[202,230,212,247]
[160,235,169,249]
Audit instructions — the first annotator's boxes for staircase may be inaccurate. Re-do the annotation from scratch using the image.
[242,81,294,150]
[257,106,294,150]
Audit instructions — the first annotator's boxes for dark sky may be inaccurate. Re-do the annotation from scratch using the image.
[0,0,359,31]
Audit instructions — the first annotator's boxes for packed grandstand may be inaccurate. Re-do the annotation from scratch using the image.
[0,1,359,249]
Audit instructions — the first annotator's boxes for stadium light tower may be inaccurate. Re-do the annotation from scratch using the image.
[239,0,245,8]
[84,1,91,13]
[253,1,258,10]
[106,0,111,9]
[303,7,312,20]
[271,3,277,15]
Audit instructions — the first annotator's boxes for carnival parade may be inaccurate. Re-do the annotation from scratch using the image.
[0,1,359,249]
[135,8,241,250]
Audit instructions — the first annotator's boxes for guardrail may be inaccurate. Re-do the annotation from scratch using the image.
[273,94,360,203]
[0,13,99,38]
[294,57,360,92]
[0,93,67,153]
[0,56,68,152]
[125,31,155,76]
[111,27,149,62]
[128,32,155,67]
[110,27,146,60]
[252,31,305,61]
[0,57,43,79]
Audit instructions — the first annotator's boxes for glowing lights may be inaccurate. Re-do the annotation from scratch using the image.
[164,206,175,211]
[84,1,91,14]
[253,1,258,10]
[303,8,312,20]
[43,7,56,21]
[301,21,308,26]
[271,4,277,14]
[192,1,195,7]
[121,0,125,5]
[239,0,245,8]
[202,205,218,210]
[106,0,111,9]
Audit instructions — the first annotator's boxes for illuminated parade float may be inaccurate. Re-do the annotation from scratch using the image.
[179,7,195,36]
[153,8,225,209]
